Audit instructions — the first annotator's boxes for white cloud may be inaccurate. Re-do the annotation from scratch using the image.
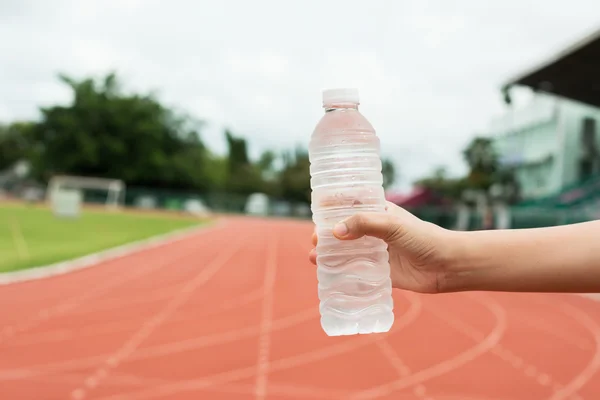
[1,0,599,190]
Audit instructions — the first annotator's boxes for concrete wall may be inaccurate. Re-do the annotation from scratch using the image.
[491,93,600,199]
[557,99,600,188]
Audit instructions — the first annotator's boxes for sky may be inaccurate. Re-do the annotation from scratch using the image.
[1,0,599,190]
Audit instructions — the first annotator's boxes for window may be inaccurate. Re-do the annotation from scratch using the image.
[579,117,598,181]
[581,117,597,146]
[580,159,594,181]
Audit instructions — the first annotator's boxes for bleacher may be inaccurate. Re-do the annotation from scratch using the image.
[516,175,600,210]
[505,176,600,228]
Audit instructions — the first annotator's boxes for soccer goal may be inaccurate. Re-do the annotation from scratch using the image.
[46,175,126,211]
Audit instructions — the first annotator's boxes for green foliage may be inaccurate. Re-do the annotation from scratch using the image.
[1,71,401,206]
[29,72,212,190]
[279,147,311,203]
[257,150,276,176]
[225,129,250,169]
[381,158,396,188]
[462,136,498,191]
[223,130,265,195]
[416,136,519,203]
[0,203,201,272]
[0,122,36,170]
[415,166,466,199]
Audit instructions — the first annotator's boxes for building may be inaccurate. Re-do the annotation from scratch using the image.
[490,92,600,199]
[492,27,600,200]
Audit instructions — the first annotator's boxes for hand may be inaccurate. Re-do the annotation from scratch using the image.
[309,202,455,294]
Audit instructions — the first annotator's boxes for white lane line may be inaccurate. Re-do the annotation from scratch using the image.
[8,282,268,349]
[525,365,537,377]
[0,235,297,379]
[0,220,223,286]
[376,339,411,377]
[4,370,163,387]
[350,292,507,400]
[199,381,354,399]
[413,384,427,397]
[113,372,355,399]
[538,374,551,386]
[90,292,423,400]
[0,224,226,345]
[0,307,317,382]
[460,294,562,396]
[9,216,30,260]
[62,280,190,316]
[255,232,278,400]
[493,343,564,393]
[510,311,593,351]
[374,299,433,399]
[446,294,568,394]
[17,237,218,312]
[492,293,600,399]
[68,235,246,400]
[106,372,355,399]
[548,301,600,400]
[65,267,265,318]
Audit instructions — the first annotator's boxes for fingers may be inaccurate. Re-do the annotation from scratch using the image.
[308,248,316,265]
[309,203,407,263]
[309,230,317,265]
[333,212,402,242]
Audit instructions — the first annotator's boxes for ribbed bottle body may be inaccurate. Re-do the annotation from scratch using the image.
[309,107,394,336]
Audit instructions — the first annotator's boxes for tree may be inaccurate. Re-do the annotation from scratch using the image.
[279,147,311,203]
[463,137,497,172]
[203,153,228,190]
[29,72,215,190]
[257,150,277,180]
[462,136,498,191]
[257,150,276,172]
[414,166,466,199]
[381,158,396,188]
[224,130,264,195]
[0,122,36,170]
[224,129,250,170]
[461,135,521,202]
[6,71,412,207]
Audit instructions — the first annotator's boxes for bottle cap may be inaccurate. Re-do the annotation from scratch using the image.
[322,88,360,105]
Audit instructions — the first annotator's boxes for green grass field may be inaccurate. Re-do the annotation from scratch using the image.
[0,204,206,273]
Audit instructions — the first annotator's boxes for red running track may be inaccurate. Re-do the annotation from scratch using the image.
[1,217,600,400]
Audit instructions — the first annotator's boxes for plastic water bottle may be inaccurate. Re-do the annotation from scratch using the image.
[309,88,394,336]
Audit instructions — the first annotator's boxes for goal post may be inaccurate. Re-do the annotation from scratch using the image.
[47,175,126,211]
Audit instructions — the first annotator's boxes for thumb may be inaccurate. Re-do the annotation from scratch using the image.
[332,212,403,242]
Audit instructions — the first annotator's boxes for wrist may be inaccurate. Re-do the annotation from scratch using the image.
[438,230,486,293]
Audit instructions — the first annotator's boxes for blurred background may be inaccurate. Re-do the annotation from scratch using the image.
[1,0,600,230]
[3,2,600,399]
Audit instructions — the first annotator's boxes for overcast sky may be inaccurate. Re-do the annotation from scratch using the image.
[1,0,599,190]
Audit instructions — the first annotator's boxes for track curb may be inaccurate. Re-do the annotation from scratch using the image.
[0,219,222,286]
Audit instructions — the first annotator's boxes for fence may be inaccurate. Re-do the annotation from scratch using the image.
[9,179,599,228]
[407,205,597,230]
[120,187,312,219]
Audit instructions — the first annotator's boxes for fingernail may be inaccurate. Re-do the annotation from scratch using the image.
[333,222,348,237]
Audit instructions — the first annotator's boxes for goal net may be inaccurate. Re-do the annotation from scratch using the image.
[47,175,126,212]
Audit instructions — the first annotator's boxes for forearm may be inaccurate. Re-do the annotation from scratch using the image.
[444,221,600,293]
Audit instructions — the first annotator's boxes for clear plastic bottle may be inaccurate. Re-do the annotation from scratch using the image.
[309,88,394,336]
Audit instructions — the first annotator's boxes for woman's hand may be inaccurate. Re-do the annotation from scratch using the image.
[309,202,456,294]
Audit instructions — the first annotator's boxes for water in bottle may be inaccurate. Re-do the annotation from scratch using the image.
[309,88,394,336]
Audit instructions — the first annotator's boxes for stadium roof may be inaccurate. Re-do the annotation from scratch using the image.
[502,27,600,108]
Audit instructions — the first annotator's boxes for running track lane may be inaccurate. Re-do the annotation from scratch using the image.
[1,217,600,399]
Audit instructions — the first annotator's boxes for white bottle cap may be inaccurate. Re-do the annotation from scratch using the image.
[322,88,360,105]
